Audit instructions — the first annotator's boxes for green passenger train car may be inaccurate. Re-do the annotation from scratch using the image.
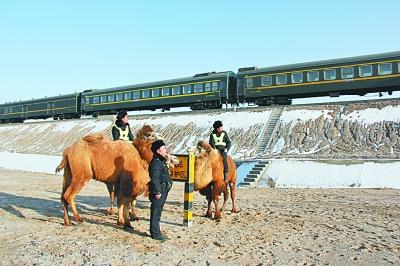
[0,93,81,123]
[81,71,237,116]
[237,51,400,105]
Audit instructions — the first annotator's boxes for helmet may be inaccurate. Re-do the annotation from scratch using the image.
[213,120,223,129]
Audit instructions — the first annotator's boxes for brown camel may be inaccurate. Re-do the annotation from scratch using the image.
[194,141,238,220]
[57,133,149,228]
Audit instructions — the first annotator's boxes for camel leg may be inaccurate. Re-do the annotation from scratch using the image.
[229,182,238,213]
[119,173,134,229]
[61,171,72,226]
[220,184,229,214]
[106,183,115,215]
[130,198,139,221]
[62,180,86,224]
[117,195,124,226]
[213,181,225,221]
[201,184,213,218]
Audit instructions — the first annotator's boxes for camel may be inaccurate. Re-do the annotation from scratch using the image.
[57,133,149,228]
[194,141,238,220]
[105,124,179,218]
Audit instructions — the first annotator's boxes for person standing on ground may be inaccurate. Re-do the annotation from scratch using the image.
[112,110,134,141]
[149,139,173,241]
[209,120,231,182]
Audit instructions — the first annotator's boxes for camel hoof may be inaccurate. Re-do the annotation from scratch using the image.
[117,221,124,226]
[130,216,139,222]
[64,222,74,226]
[123,224,134,230]
[75,217,84,224]
[107,208,114,215]
[231,208,239,213]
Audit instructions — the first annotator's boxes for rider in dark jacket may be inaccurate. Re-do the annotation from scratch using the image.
[112,110,134,141]
[209,120,231,182]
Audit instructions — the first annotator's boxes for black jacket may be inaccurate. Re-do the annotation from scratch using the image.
[209,130,232,150]
[149,154,172,195]
[112,120,134,141]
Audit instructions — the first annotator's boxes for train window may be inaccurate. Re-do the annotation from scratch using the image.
[142,90,150,98]
[204,82,211,91]
[152,88,160,97]
[101,95,108,103]
[124,92,132,100]
[307,71,319,82]
[245,78,253,88]
[8,107,12,113]
[378,63,392,75]
[359,65,372,77]
[108,94,115,102]
[47,102,54,109]
[276,74,287,85]
[172,86,180,95]
[291,72,303,83]
[261,76,272,86]
[162,87,170,96]
[183,84,192,94]
[398,62,400,73]
[116,93,123,101]
[194,83,203,93]
[220,80,226,90]
[324,69,336,80]
[85,97,90,105]
[211,82,219,91]
[93,96,99,104]
[4,107,8,114]
[341,67,354,79]
[132,91,140,99]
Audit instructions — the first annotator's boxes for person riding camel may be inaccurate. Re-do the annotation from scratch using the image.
[112,110,134,141]
[209,120,231,182]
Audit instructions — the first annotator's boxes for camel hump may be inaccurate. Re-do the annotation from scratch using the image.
[83,133,106,143]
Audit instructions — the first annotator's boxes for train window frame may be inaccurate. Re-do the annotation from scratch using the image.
[378,63,392,75]
[307,71,319,82]
[115,93,123,101]
[101,95,108,103]
[132,91,140,99]
[93,96,99,104]
[324,69,336,80]
[398,62,400,73]
[108,94,115,102]
[124,92,132,100]
[183,84,192,94]
[276,74,287,85]
[211,82,219,91]
[162,87,170,96]
[194,83,203,93]
[245,78,253,88]
[171,86,180,95]
[341,67,354,79]
[291,72,303,83]
[261,75,272,86]
[152,88,160,97]
[359,65,372,77]
[204,82,211,91]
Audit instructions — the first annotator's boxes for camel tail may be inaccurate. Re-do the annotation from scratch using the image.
[55,150,68,174]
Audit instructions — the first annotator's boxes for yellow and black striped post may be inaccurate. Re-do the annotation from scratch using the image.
[183,151,195,227]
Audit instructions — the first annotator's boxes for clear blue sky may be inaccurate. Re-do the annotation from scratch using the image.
[1,1,399,104]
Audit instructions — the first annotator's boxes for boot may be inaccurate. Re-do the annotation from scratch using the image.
[223,172,228,182]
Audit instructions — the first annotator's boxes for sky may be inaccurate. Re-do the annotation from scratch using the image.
[1,1,399,104]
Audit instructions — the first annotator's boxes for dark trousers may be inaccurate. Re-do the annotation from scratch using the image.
[218,149,228,175]
[150,189,169,237]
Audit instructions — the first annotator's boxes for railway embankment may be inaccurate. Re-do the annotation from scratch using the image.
[0,98,399,160]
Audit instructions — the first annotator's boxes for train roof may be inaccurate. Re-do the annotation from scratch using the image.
[238,51,400,75]
[0,93,79,107]
[83,71,236,95]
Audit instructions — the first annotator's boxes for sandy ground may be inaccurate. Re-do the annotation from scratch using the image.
[1,168,400,265]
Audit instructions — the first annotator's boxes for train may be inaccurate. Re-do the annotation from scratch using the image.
[1,51,400,123]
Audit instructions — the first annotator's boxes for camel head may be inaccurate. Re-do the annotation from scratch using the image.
[136,125,158,142]
[193,141,217,190]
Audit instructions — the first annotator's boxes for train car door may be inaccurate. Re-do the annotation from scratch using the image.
[47,102,54,115]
